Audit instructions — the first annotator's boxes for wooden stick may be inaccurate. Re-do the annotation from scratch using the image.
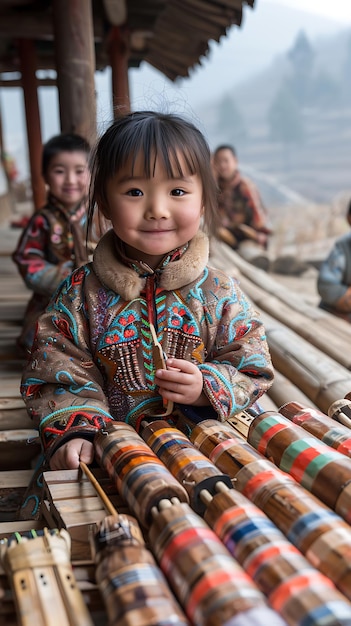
[80,462,118,517]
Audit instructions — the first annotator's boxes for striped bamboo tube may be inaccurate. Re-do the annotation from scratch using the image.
[279,401,351,458]
[204,488,351,625]
[0,528,93,626]
[91,513,189,626]
[94,422,189,528]
[190,419,351,600]
[149,500,287,626]
[246,411,351,523]
[141,420,232,514]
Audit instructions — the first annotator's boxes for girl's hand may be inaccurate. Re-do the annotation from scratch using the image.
[155,358,209,406]
[49,438,94,470]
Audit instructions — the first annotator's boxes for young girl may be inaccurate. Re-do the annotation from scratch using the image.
[12,133,91,353]
[21,111,274,472]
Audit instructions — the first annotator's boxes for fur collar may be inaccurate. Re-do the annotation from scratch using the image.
[93,229,209,300]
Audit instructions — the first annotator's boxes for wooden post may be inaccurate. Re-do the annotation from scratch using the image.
[18,39,46,211]
[52,0,97,145]
[108,26,130,118]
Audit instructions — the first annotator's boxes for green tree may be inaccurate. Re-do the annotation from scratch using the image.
[311,70,340,107]
[268,86,304,172]
[287,30,314,105]
[216,94,247,144]
[268,86,304,144]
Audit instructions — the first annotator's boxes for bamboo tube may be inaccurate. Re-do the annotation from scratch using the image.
[0,528,93,626]
[81,462,190,625]
[91,514,189,626]
[94,422,188,527]
[247,410,351,522]
[140,420,232,515]
[279,401,351,458]
[149,501,287,626]
[189,419,351,600]
[210,238,351,367]
[203,489,351,625]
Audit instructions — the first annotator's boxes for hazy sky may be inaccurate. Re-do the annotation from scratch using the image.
[277,0,351,20]
[2,0,351,178]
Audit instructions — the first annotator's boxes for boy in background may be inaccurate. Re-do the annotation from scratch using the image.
[12,133,91,353]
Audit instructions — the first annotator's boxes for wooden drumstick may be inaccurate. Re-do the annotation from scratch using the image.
[150,322,174,416]
[80,462,118,517]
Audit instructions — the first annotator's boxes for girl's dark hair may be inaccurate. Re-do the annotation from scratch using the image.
[88,111,219,235]
[42,133,91,178]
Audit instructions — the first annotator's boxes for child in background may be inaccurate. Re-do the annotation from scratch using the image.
[21,111,274,472]
[318,200,351,321]
[12,133,91,353]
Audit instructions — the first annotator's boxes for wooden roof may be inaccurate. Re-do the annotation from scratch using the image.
[0,0,255,82]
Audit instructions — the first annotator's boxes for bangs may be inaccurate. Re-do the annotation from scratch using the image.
[99,114,200,180]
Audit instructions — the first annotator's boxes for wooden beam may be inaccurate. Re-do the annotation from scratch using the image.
[52,0,97,143]
[18,39,46,211]
[108,26,130,117]
[0,12,104,40]
[0,78,56,87]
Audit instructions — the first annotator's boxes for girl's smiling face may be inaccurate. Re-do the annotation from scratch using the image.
[100,151,204,269]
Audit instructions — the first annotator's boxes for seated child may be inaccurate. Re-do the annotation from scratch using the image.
[12,133,91,353]
[21,111,274,475]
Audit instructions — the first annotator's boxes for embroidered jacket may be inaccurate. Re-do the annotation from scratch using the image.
[12,195,89,351]
[317,231,351,320]
[21,230,274,457]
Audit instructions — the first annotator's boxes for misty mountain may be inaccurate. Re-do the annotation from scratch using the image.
[201,22,351,208]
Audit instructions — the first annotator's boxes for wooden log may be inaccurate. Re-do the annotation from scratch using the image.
[210,239,351,350]
[92,514,189,625]
[141,420,232,515]
[237,272,351,370]
[0,409,32,431]
[258,392,278,412]
[279,401,351,457]
[259,310,351,414]
[267,369,319,411]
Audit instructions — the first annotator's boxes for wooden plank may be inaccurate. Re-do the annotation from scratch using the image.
[0,410,32,431]
[0,469,34,488]
[0,520,44,542]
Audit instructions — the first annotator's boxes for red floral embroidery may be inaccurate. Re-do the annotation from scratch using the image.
[71,267,85,286]
[235,324,248,339]
[183,324,195,334]
[106,334,119,344]
[124,329,136,338]
[120,313,136,326]
[172,305,186,316]
[53,317,73,339]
